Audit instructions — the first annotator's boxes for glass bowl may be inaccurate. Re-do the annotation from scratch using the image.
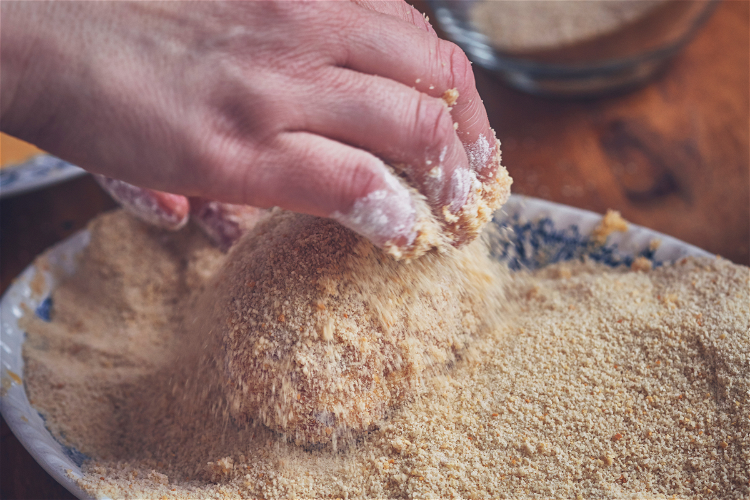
[427,0,720,97]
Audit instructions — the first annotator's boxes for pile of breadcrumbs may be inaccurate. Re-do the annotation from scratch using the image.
[21,210,748,499]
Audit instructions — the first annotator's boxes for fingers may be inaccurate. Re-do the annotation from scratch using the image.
[291,68,472,215]
[339,8,498,180]
[189,199,269,251]
[94,175,189,230]
[96,175,270,251]
[237,131,419,250]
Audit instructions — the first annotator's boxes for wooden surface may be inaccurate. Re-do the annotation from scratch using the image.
[1,1,748,498]
[478,0,749,266]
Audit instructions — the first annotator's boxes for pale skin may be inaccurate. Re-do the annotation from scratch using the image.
[1,1,499,249]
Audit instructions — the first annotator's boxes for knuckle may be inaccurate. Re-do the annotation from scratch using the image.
[412,93,455,153]
[437,40,475,93]
[320,66,360,95]
[337,152,382,205]
[196,133,268,202]
[404,3,435,34]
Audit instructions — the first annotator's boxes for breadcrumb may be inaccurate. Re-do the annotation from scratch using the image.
[592,209,629,245]
[21,210,749,500]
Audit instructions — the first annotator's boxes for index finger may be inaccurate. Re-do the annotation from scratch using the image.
[341,5,498,181]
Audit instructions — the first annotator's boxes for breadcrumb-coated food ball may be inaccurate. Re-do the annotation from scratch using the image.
[208,210,504,445]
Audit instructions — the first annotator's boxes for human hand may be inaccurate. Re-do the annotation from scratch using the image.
[1,1,509,254]
[93,175,268,251]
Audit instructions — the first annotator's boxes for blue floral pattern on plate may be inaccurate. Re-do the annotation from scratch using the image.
[0,155,87,198]
[492,214,659,271]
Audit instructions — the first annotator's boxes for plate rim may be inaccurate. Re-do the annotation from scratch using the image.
[0,154,88,199]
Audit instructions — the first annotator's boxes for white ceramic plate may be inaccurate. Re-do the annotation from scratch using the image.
[0,155,87,198]
[0,195,712,500]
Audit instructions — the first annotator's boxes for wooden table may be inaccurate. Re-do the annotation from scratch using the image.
[1,1,747,498]
[474,0,749,266]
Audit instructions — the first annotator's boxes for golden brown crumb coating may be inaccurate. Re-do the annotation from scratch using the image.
[206,210,504,444]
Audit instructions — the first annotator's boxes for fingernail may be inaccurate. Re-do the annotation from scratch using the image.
[189,199,269,252]
[95,175,189,230]
[330,168,417,250]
